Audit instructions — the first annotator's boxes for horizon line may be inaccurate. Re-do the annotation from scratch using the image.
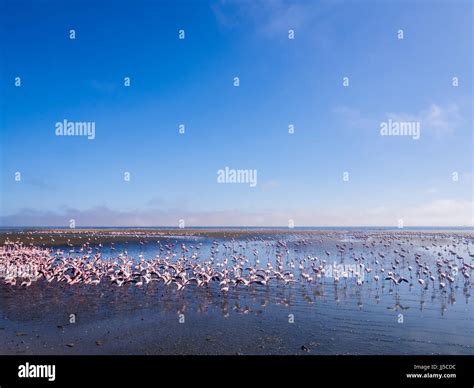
[1,226,473,229]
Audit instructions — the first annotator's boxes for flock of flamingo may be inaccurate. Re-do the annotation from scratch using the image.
[0,232,472,300]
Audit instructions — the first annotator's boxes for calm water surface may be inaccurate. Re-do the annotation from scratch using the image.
[0,230,473,354]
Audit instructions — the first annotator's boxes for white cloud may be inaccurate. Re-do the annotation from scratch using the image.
[333,106,377,130]
[211,0,334,40]
[387,104,463,137]
[335,103,465,137]
[2,199,472,227]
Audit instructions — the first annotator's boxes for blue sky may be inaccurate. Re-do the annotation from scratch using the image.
[0,0,472,227]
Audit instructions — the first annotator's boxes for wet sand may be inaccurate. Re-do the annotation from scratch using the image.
[1,279,472,355]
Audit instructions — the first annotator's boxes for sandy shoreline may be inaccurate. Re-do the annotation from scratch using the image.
[1,228,473,247]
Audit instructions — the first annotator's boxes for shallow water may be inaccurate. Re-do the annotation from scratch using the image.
[0,230,473,355]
